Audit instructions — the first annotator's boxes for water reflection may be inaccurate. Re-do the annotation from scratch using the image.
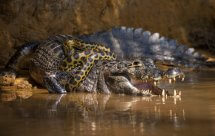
[0,71,215,136]
[0,90,32,101]
[0,91,186,135]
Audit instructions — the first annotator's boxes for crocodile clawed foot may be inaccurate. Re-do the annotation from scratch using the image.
[43,75,67,94]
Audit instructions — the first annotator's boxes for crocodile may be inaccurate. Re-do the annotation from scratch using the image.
[3,26,208,95]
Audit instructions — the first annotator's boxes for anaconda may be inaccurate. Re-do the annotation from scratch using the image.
[61,39,116,91]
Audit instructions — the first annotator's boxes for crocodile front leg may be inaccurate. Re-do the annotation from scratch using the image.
[97,67,111,94]
[43,74,67,94]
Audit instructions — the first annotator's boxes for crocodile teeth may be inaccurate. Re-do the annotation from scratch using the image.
[169,79,172,84]
[162,97,166,103]
[162,89,166,96]
[174,98,177,105]
[179,91,182,96]
[182,77,185,81]
[173,77,176,81]
[140,89,151,95]
[174,89,177,96]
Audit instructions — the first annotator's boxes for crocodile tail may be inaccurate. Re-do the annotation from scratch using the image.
[5,41,40,70]
[78,26,213,68]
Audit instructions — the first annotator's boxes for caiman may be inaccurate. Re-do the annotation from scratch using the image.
[3,26,213,96]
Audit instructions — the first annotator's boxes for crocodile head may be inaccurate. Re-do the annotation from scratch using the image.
[76,59,184,96]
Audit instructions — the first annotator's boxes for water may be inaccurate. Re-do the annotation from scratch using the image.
[0,71,215,136]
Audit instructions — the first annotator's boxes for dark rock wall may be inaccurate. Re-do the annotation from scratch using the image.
[0,0,215,65]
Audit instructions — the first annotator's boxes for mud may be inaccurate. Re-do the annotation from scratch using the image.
[0,0,215,65]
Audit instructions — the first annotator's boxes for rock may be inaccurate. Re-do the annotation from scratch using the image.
[14,78,32,89]
[0,76,33,90]
[0,70,16,86]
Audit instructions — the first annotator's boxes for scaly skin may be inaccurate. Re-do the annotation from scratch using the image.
[77,27,215,68]
[63,39,111,54]
[0,27,196,95]
[61,39,116,71]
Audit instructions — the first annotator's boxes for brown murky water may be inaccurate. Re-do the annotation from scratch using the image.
[0,71,215,136]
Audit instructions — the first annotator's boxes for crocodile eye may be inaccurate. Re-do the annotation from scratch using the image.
[133,61,140,65]
[132,60,142,67]
[112,54,116,58]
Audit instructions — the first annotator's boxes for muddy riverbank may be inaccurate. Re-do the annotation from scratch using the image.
[0,0,215,65]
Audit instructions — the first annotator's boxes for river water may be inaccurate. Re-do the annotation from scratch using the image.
[0,71,215,136]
